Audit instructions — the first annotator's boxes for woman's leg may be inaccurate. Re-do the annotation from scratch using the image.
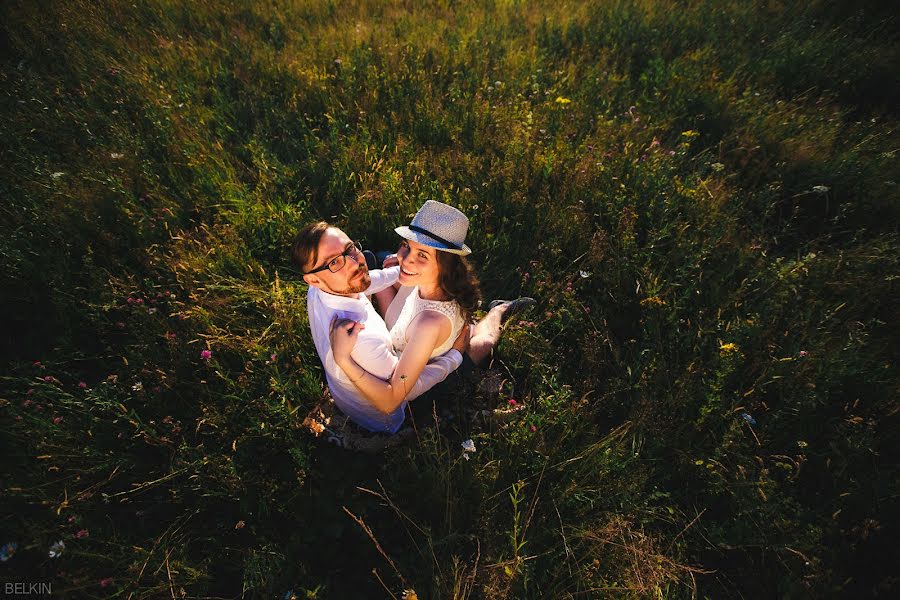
[466,297,536,365]
[466,304,508,366]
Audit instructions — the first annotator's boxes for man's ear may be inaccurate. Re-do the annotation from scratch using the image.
[303,273,321,288]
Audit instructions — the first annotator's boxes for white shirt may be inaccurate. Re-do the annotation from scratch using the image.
[307,266,463,433]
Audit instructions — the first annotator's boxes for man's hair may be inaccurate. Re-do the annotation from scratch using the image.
[292,221,331,273]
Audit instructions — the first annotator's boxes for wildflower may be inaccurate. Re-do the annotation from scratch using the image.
[33,361,42,367]
[78,381,87,389]
[555,96,571,104]
[200,350,212,360]
[51,172,64,179]
[110,152,123,159]
[53,416,63,425]
[811,185,830,194]
[740,413,757,426]
[43,376,54,382]
[126,297,134,304]
[797,440,808,448]
[132,382,143,392]
[148,308,157,315]
[584,307,591,314]
[461,439,476,458]
[22,399,33,408]
[579,270,591,278]
[711,162,725,172]
[0,542,17,562]
[546,311,553,318]
[530,425,537,432]
[75,529,89,539]
[719,342,740,354]
[799,350,808,358]
[234,520,246,530]
[100,578,113,588]
[641,296,667,307]
[270,354,277,362]
[681,130,699,138]
[68,516,76,523]
[48,540,65,558]
[508,399,518,406]
[26,388,34,395]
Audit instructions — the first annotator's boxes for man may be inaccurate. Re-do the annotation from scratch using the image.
[292,221,466,434]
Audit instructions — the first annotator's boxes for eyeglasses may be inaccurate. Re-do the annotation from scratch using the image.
[305,241,363,274]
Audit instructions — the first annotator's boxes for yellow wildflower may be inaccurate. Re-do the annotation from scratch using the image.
[640,296,667,307]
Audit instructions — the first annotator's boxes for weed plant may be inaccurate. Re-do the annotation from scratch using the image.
[1,0,897,597]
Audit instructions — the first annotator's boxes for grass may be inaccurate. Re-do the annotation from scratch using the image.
[1,0,898,597]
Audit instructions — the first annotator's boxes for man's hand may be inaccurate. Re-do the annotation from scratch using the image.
[330,318,365,364]
[452,323,471,354]
[381,253,399,268]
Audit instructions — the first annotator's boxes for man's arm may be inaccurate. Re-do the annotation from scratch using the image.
[365,266,400,295]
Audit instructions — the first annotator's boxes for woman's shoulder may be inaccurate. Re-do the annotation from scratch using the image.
[411,307,454,328]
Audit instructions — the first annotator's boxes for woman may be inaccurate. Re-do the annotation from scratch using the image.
[329,200,532,420]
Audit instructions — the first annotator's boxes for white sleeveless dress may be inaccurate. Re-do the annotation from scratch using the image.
[389,287,466,358]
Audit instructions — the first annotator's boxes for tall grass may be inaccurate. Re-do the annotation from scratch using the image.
[1,0,897,597]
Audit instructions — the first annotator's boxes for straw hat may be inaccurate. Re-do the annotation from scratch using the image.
[395,200,472,255]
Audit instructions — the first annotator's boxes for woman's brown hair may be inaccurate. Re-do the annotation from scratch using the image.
[435,251,482,322]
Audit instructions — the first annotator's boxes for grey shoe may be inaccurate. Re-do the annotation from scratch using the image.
[487,297,536,323]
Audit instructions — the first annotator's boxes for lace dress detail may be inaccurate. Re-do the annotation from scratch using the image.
[390,287,465,358]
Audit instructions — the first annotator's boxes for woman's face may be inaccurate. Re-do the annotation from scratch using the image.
[397,239,440,288]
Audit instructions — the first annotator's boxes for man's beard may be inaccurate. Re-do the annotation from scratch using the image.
[324,271,371,296]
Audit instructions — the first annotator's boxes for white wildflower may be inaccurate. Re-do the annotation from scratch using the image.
[461,439,476,460]
[811,185,830,194]
[48,540,65,558]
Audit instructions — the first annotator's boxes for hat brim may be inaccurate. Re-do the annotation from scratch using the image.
[394,226,471,256]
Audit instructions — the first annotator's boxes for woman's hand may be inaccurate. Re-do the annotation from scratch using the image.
[330,318,365,364]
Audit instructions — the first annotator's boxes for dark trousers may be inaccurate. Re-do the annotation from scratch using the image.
[407,353,476,428]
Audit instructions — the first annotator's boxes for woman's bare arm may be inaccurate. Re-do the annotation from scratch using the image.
[331,312,450,414]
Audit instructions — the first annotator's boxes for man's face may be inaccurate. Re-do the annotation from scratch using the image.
[302,227,371,296]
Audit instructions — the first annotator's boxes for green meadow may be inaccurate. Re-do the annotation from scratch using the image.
[2,0,897,597]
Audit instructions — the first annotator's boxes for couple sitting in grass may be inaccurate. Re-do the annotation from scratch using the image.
[293,200,533,437]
